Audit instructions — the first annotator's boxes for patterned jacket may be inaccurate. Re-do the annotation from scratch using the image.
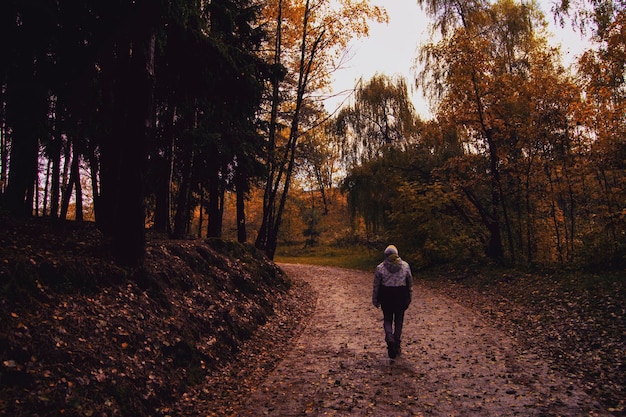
[372,255,413,308]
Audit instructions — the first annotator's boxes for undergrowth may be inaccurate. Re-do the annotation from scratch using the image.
[275,243,380,271]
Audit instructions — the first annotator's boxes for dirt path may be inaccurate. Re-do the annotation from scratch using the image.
[238,264,610,417]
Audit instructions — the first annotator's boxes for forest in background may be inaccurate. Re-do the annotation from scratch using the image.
[0,0,624,270]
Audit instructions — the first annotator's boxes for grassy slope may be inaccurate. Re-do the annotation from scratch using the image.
[276,245,380,271]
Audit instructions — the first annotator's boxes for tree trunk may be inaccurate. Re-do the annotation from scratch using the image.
[255,0,283,253]
[257,0,321,259]
[462,186,504,261]
[207,167,223,238]
[236,172,247,243]
[60,158,74,220]
[49,130,62,219]
[4,77,42,217]
[59,136,72,219]
[153,106,175,235]
[597,167,618,249]
[173,135,194,239]
[110,38,153,265]
[5,124,39,216]
[197,185,205,238]
[43,158,51,217]
[524,166,534,265]
[125,32,154,262]
[87,142,100,223]
[315,165,329,214]
[59,141,85,221]
[34,164,40,217]
[564,168,576,262]
[99,4,156,266]
[0,110,7,196]
[546,167,564,265]
[469,65,505,262]
[60,139,73,220]
[72,142,83,222]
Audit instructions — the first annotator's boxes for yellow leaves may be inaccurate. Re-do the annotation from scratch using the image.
[260,0,390,92]
[2,359,17,368]
[331,0,389,40]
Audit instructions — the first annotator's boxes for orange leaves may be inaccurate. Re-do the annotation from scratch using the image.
[260,0,389,92]
[413,1,626,266]
[92,369,107,383]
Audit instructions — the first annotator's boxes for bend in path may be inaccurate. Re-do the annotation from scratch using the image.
[239,264,610,417]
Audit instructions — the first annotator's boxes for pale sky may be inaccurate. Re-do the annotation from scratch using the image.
[324,0,592,118]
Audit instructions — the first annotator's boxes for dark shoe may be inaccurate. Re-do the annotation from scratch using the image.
[387,341,397,359]
[395,342,401,356]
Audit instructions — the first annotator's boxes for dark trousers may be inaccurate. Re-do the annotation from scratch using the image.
[382,308,405,346]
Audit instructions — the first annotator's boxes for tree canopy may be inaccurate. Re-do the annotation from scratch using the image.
[0,0,386,264]
[0,0,623,269]
[336,0,625,268]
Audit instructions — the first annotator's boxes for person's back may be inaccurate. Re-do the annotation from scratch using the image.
[372,245,412,358]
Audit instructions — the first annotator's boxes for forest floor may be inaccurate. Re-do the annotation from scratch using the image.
[222,264,620,417]
[0,215,314,417]
[0,215,624,416]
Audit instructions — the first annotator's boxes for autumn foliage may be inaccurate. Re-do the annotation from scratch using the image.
[336,1,625,269]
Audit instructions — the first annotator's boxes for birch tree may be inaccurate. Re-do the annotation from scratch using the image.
[255,0,386,258]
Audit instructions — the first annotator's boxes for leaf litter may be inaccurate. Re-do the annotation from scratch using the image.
[0,215,622,416]
[234,264,616,417]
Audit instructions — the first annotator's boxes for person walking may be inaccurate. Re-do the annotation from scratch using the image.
[372,245,413,359]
